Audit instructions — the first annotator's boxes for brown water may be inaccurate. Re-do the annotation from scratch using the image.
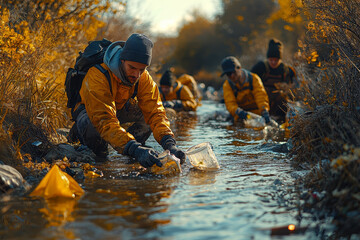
[0,101,332,239]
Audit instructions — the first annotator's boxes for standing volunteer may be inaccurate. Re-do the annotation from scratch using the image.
[70,33,185,167]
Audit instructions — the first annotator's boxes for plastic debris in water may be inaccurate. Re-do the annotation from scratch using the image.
[150,150,182,176]
[186,142,220,171]
[30,165,84,199]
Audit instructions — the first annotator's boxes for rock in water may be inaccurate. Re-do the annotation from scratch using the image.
[0,165,26,193]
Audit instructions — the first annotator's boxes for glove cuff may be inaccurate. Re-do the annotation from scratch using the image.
[173,100,183,110]
[235,108,243,116]
[124,140,141,156]
[160,135,176,150]
[261,110,269,116]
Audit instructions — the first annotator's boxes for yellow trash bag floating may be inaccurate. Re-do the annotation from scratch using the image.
[30,165,84,199]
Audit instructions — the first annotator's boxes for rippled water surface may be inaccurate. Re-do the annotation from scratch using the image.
[1,101,326,240]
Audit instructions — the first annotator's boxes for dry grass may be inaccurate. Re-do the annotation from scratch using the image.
[289,0,360,236]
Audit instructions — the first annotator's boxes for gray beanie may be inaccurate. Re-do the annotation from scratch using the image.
[120,33,153,65]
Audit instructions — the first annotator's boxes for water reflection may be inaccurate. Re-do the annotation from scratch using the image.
[40,198,78,227]
[171,111,198,140]
[188,169,218,186]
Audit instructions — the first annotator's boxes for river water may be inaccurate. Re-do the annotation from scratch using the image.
[1,100,331,239]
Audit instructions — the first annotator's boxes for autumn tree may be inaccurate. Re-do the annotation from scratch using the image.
[215,0,275,55]
[172,12,224,74]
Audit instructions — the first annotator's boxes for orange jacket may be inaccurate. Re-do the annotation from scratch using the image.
[223,70,269,120]
[160,81,197,111]
[79,63,173,153]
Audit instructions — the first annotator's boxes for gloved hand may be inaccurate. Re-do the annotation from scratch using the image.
[160,135,186,164]
[235,108,248,120]
[124,140,162,168]
[163,101,175,109]
[261,110,271,124]
[163,100,183,110]
[172,100,183,110]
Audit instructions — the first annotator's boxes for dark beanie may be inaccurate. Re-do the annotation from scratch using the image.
[120,33,153,65]
[160,70,176,86]
[267,38,283,59]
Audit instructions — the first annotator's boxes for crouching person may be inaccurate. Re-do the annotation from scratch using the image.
[220,56,271,124]
[159,69,197,112]
[71,33,185,167]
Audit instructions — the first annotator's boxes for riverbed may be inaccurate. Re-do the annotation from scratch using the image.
[0,100,332,239]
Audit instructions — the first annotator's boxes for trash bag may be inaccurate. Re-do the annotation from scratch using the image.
[150,150,182,176]
[30,165,84,199]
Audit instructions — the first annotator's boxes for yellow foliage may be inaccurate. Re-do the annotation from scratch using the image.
[284,25,294,31]
[267,0,303,24]
[0,1,123,132]
[237,15,244,21]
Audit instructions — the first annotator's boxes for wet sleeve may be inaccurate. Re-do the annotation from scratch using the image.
[251,74,270,112]
[137,72,174,143]
[80,67,135,153]
[223,80,239,118]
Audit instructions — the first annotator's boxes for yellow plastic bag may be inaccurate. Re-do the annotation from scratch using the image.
[150,150,182,176]
[30,165,84,199]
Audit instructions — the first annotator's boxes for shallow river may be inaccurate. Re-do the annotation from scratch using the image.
[1,100,331,239]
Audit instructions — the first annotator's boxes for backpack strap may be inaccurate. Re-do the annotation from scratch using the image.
[263,60,270,81]
[227,79,238,97]
[282,63,290,83]
[94,64,112,95]
[131,81,139,99]
[244,70,253,91]
[176,85,183,99]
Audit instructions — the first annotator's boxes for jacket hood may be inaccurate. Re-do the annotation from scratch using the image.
[103,41,125,80]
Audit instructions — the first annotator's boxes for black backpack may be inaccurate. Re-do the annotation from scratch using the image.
[65,38,123,109]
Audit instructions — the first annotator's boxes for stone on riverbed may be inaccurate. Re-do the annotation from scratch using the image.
[44,143,96,163]
[0,164,29,194]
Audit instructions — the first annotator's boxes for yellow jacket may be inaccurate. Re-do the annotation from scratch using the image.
[160,80,197,111]
[79,63,173,153]
[178,74,200,101]
[223,70,269,120]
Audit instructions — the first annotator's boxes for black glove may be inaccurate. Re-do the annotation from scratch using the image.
[163,101,175,109]
[172,100,183,110]
[261,110,271,124]
[235,108,248,120]
[160,135,186,164]
[124,140,162,168]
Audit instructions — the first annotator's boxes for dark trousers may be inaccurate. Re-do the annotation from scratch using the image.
[72,102,151,156]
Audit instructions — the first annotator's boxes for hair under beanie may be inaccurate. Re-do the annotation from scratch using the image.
[160,70,176,86]
[267,38,283,59]
[120,33,153,65]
